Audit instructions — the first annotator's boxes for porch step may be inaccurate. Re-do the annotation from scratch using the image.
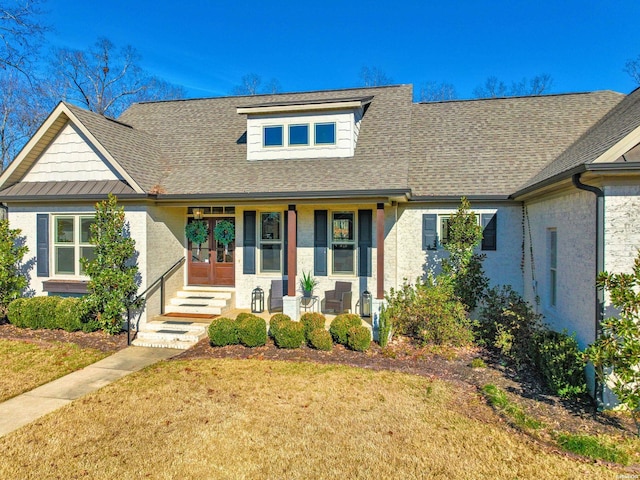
[164,304,223,315]
[164,287,234,318]
[131,320,208,349]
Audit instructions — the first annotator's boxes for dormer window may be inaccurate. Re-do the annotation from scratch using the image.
[288,124,309,146]
[263,126,283,147]
[315,122,336,145]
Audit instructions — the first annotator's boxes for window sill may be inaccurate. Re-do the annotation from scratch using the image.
[42,279,89,294]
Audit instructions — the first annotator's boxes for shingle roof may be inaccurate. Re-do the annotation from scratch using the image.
[117,85,413,196]
[0,180,137,199]
[520,87,640,191]
[408,91,623,197]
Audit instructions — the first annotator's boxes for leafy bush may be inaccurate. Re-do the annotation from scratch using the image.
[329,313,362,345]
[477,285,543,367]
[208,317,238,347]
[308,328,333,351]
[7,296,96,332]
[347,325,371,352]
[237,315,267,347]
[534,329,586,398]
[273,320,305,349]
[0,220,29,319]
[235,312,256,323]
[385,278,473,346]
[269,313,291,338]
[300,312,326,340]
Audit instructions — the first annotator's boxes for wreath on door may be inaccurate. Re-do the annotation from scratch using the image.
[185,220,209,244]
[214,220,235,249]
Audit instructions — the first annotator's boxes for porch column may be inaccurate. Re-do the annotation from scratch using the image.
[376,203,384,299]
[287,205,297,297]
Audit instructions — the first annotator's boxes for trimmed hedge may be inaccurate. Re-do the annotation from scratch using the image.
[7,296,95,332]
[347,325,371,352]
[208,317,238,346]
[269,313,291,339]
[237,315,267,347]
[329,313,362,345]
[273,320,305,349]
[300,312,326,340]
[308,328,333,351]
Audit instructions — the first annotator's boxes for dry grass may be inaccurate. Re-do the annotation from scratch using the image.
[0,359,622,479]
[0,339,108,402]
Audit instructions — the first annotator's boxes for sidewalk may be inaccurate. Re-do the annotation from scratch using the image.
[0,346,181,437]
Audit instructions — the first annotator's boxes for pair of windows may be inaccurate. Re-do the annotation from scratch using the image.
[53,215,96,275]
[422,213,497,251]
[263,123,336,147]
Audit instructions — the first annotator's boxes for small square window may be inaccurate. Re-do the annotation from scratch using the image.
[315,123,336,145]
[289,124,309,145]
[264,126,283,147]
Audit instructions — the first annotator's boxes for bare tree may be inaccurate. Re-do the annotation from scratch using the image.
[47,37,186,117]
[419,81,457,102]
[625,54,640,85]
[232,73,281,95]
[0,0,46,75]
[359,66,393,87]
[474,74,553,98]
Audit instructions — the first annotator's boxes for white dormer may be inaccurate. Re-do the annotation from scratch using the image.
[237,96,372,161]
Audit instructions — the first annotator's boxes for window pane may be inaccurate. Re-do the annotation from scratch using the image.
[440,217,450,245]
[56,246,75,274]
[80,217,95,244]
[261,244,281,272]
[79,246,96,274]
[264,126,283,147]
[289,124,309,145]
[261,212,281,240]
[333,244,354,274]
[332,213,354,242]
[315,122,336,144]
[550,269,557,306]
[55,217,74,243]
[550,230,557,268]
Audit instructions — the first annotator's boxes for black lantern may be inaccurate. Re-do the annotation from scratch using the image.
[361,290,372,317]
[251,287,264,313]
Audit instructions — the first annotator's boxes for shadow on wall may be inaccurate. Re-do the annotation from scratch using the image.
[17,234,36,298]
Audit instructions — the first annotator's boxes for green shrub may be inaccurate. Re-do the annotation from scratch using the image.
[237,315,267,347]
[377,305,393,347]
[477,285,543,367]
[208,317,238,347]
[308,328,333,351]
[347,325,371,352]
[6,296,95,332]
[235,312,256,323]
[300,312,326,340]
[269,313,291,338]
[534,329,586,398]
[329,313,362,345]
[6,298,27,327]
[273,320,305,349]
[0,220,29,319]
[385,278,473,346]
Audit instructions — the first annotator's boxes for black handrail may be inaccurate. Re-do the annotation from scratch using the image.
[126,256,186,345]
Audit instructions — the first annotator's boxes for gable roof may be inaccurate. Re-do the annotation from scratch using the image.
[409,91,624,198]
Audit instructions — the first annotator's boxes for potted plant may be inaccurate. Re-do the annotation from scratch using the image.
[299,271,319,298]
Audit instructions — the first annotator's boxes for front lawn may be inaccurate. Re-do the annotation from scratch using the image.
[0,339,108,402]
[0,359,622,479]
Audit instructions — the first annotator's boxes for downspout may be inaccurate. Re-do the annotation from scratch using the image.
[572,172,604,407]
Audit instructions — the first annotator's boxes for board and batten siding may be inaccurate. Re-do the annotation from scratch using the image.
[23,123,122,183]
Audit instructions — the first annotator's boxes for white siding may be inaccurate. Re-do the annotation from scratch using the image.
[23,123,121,182]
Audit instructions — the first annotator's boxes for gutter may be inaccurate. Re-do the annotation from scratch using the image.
[156,188,411,202]
[571,172,605,408]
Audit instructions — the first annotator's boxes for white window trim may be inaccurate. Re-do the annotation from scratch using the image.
[329,210,357,276]
[52,214,95,277]
[258,211,283,274]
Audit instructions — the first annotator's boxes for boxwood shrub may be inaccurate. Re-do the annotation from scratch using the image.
[208,317,238,347]
[7,296,96,332]
[308,328,333,351]
[273,320,305,349]
[269,313,291,339]
[329,313,362,345]
[300,312,326,340]
[237,315,267,347]
[347,325,371,352]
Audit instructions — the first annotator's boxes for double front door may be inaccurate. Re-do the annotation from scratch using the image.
[187,218,235,286]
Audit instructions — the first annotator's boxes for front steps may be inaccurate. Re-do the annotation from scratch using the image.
[132,286,234,349]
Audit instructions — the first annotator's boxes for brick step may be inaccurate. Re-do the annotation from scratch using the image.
[135,329,204,344]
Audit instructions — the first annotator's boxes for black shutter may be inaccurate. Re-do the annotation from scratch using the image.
[36,214,49,277]
[481,213,497,251]
[358,209,372,277]
[314,210,328,276]
[243,211,256,274]
[422,214,437,250]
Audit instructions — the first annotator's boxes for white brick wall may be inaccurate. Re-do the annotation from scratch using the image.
[603,185,640,275]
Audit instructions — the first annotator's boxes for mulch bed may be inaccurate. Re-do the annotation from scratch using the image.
[0,321,636,439]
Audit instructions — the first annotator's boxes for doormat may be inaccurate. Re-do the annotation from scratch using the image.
[162,312,219,319]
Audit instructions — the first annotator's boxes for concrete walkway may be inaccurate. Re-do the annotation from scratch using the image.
[0,346,181,438]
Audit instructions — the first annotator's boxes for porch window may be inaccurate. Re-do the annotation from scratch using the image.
[53,215,96,275]
[331,212,355,274]
[260,212,282,272]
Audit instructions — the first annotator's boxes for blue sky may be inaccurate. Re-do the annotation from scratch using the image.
[44,0,640,99]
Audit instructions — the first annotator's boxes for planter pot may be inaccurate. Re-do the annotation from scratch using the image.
[303,290,312,298]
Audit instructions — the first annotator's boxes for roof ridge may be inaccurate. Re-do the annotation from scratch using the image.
[414,90,624,106]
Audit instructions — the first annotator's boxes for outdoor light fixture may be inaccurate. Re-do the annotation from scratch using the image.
[193,207,205,219]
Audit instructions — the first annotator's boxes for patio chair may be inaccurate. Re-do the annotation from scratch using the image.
[323,281,352,314]
[269,279,287,312]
